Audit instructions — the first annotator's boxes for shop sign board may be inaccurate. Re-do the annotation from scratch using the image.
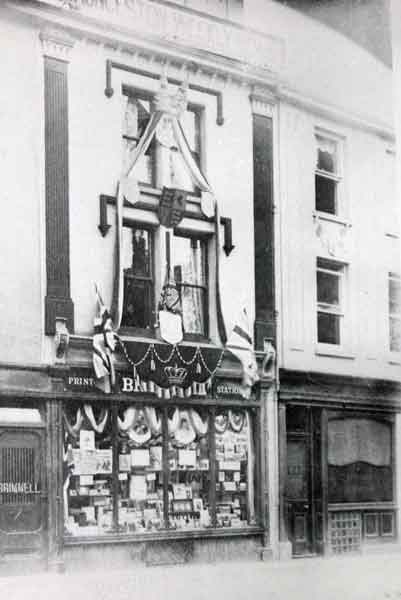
[213,379,244,399]
[36,0,284,73]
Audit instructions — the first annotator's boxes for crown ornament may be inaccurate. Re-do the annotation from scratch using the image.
[164,363,187,386]
[154,70,188,119]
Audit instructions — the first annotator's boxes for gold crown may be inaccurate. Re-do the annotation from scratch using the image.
[164,364,187,385]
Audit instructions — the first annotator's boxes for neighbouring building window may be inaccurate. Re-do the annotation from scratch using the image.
[389,272,401,352]
[315,133,342,216]
[316,258,345,345]
[171,234,208,337]
[328,417,393,503]
[121,226,154,330]
[63,403,256,536]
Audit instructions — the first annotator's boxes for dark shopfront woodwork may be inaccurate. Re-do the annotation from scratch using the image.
[285,406,324,556]
[0,429,45,555]
[44,57,74,335]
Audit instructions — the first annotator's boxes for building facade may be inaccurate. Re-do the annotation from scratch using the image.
[0,0,399,571]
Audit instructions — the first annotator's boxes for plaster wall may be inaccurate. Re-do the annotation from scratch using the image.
[279,101,400,381]
[0,14,45,365]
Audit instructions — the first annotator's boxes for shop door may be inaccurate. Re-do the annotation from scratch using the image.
[285,407,323,556]
[0,430,45,555]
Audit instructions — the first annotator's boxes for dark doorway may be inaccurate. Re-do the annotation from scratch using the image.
[0,429,45,557]
[285,406,324,556]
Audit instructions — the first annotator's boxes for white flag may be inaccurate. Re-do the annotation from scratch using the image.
[226,306,259,399]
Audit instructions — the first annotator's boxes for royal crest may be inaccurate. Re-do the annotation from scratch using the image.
[158,187,187,228]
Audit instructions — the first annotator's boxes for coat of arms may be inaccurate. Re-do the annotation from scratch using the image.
[158,187,187,228]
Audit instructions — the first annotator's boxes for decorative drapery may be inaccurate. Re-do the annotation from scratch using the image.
[118,338,224,392]
[110,75,227,345]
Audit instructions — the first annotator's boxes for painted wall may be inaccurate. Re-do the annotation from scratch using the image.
[0,0,398,385]
[279,100,400,380]
[0,13,45,365]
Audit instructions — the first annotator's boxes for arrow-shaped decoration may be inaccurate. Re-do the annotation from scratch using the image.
[220,216,234,256]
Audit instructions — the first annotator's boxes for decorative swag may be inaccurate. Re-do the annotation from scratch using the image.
[110,74,227,344]
[118,338,224,392]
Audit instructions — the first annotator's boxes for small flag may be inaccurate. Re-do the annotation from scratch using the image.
[93,284,117,394]
[226,305,259,398]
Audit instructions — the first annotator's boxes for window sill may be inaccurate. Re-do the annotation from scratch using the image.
[313,211,351,228]
[328,502,396,512]
[387,353,401,366]
[315,344,355,359]
[63,525,264,547]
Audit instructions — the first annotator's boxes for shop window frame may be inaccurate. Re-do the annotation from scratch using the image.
[62,401,261,541]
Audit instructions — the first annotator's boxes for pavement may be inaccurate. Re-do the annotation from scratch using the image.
[1,553,401,600]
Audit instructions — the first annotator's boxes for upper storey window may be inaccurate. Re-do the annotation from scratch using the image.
[317,258,345,345]
[315,134,343,216]
[122,90,201,194]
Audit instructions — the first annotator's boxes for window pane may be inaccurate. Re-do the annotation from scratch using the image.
[180,286,206,335]
[328,418,393,503]
[122,228,154,329]
[317,270,339,306]
[167,408,211,530]
[172,236,207,336]
[316,136,337,173]
[215,409,255,527]
[315,174,337,214]
[117,406,165,533]
[123,96,153,185]
[63,403,114,537]
[318,312,340,344]
[390,317,401,352]
[171,237,206,286]
[389,277,401,314]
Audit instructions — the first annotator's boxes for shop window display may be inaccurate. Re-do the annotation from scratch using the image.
[215,409,255,527]
[167,407,211,530]
[117,405,164,533]
[63,403,113,536]
[63,402,256,537]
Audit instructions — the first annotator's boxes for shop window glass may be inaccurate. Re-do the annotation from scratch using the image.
[117,406,164,533]
[328,417,393,503]
[121,227,154,330]
[389,273,401,352]
[167,408,211,530]
[215,409,255,527]
[171,234,208,336]
[63,403,257,537]
[63,403,113,537]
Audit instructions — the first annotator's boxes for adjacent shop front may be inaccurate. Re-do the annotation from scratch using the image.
[279,371,400,558]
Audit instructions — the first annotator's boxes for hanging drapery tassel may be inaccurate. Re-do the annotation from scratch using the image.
[196,361,202,374]
[150,357,156,372]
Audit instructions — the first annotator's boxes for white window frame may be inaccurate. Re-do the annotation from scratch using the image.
[316,258,347,350]
[314,130,344,219]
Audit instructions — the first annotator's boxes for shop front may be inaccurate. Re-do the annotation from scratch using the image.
[279,372,400,558]
[56,357,267,569]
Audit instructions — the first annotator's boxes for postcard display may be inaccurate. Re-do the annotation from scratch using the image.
[63,403,255,537]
